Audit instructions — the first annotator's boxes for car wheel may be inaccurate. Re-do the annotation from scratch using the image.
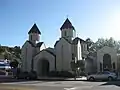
[108,77,113,81]
[89,77,95,81]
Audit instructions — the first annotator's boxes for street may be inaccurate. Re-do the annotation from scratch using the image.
[0,80,120,90]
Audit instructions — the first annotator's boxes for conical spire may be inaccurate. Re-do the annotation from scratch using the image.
[60,18,75,30]
[28,23,41,34]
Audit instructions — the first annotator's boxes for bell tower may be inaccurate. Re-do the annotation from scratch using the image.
[28,23,41,45]
[60,18,76,42]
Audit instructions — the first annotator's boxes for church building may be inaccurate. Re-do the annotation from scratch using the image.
[21,18,88,77]
[85,46,120,74]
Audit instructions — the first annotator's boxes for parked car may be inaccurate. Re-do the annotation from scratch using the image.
[87,71,117,81]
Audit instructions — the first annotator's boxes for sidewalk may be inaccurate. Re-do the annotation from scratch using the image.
[38,76,120,81]
[38,76,87,81]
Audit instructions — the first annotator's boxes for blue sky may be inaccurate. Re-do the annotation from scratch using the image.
[1,0,120,48]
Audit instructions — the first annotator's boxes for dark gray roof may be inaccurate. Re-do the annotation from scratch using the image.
[54,40,59,47]
[27,41,35,47]
[35,49,56,57]
[63,38,72,44]
[72,37,86,45]
[27,41,43,48]
[28,23,41,34]
[60,18,75,30]
[36,42,43,47]
[45,49,56,57]
[54,37,86,47]
[54,38,72,47]
[72,37,80,45]
[27,41,55,57]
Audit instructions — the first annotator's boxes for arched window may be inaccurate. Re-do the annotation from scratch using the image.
[64,31,67,36]
[103,54,111,71]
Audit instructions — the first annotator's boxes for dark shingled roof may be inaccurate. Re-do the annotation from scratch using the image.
[54,37,86,47]
[54,40,59,47]
[54,38,72,47]
[63,38,72,44]
[72,37,86,45]
[36,42,43,47]
[27,41,35,47]
[45,49,56,57]
[27,41,43,47]
[34,49,56,57]
[28,23,41,34]
[60,18,75,30]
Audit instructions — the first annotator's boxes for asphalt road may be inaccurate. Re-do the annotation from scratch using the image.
[0,80,120,90]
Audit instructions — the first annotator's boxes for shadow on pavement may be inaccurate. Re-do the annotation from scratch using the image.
[0,77,72,83]
[0,77,32,83]
[99,81,120,87]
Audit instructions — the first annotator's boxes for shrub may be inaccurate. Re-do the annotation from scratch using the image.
[60,71,75,77]
[48,71,59,77]
[48,71,75,78]
[79,71,86,76]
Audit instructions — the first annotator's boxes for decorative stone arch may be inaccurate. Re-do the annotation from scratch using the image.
[97,46,117,72]
[33,50,55,77]
[103,53,112,71]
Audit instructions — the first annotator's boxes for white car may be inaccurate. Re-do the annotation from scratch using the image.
[87,71,117,81]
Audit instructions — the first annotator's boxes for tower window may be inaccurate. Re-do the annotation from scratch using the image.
[64,31,67,36]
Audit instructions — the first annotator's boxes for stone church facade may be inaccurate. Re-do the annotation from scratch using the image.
[21,18,120,77]
[21,18,88,77]
[97,46,118,72]
[86,46,120,74]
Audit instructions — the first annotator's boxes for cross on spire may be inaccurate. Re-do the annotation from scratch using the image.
[66,15,69,18]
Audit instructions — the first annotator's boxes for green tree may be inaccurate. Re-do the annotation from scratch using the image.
[13,46,21,59]
[1,49,12,60]
[86,37,120,53]
[86,38,95,52]
[10,59,19,68]
[94,37,120,53]
[0,46,5,54]
[77,60,85,71]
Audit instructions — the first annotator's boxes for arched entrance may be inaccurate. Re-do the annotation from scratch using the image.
[41,59,49,76]
[37,59,49,76]
[103,54,112,71]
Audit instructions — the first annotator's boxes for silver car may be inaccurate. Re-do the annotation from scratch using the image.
[87,71,117,81]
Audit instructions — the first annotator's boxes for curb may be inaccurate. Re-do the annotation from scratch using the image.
[37,77,87,81]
